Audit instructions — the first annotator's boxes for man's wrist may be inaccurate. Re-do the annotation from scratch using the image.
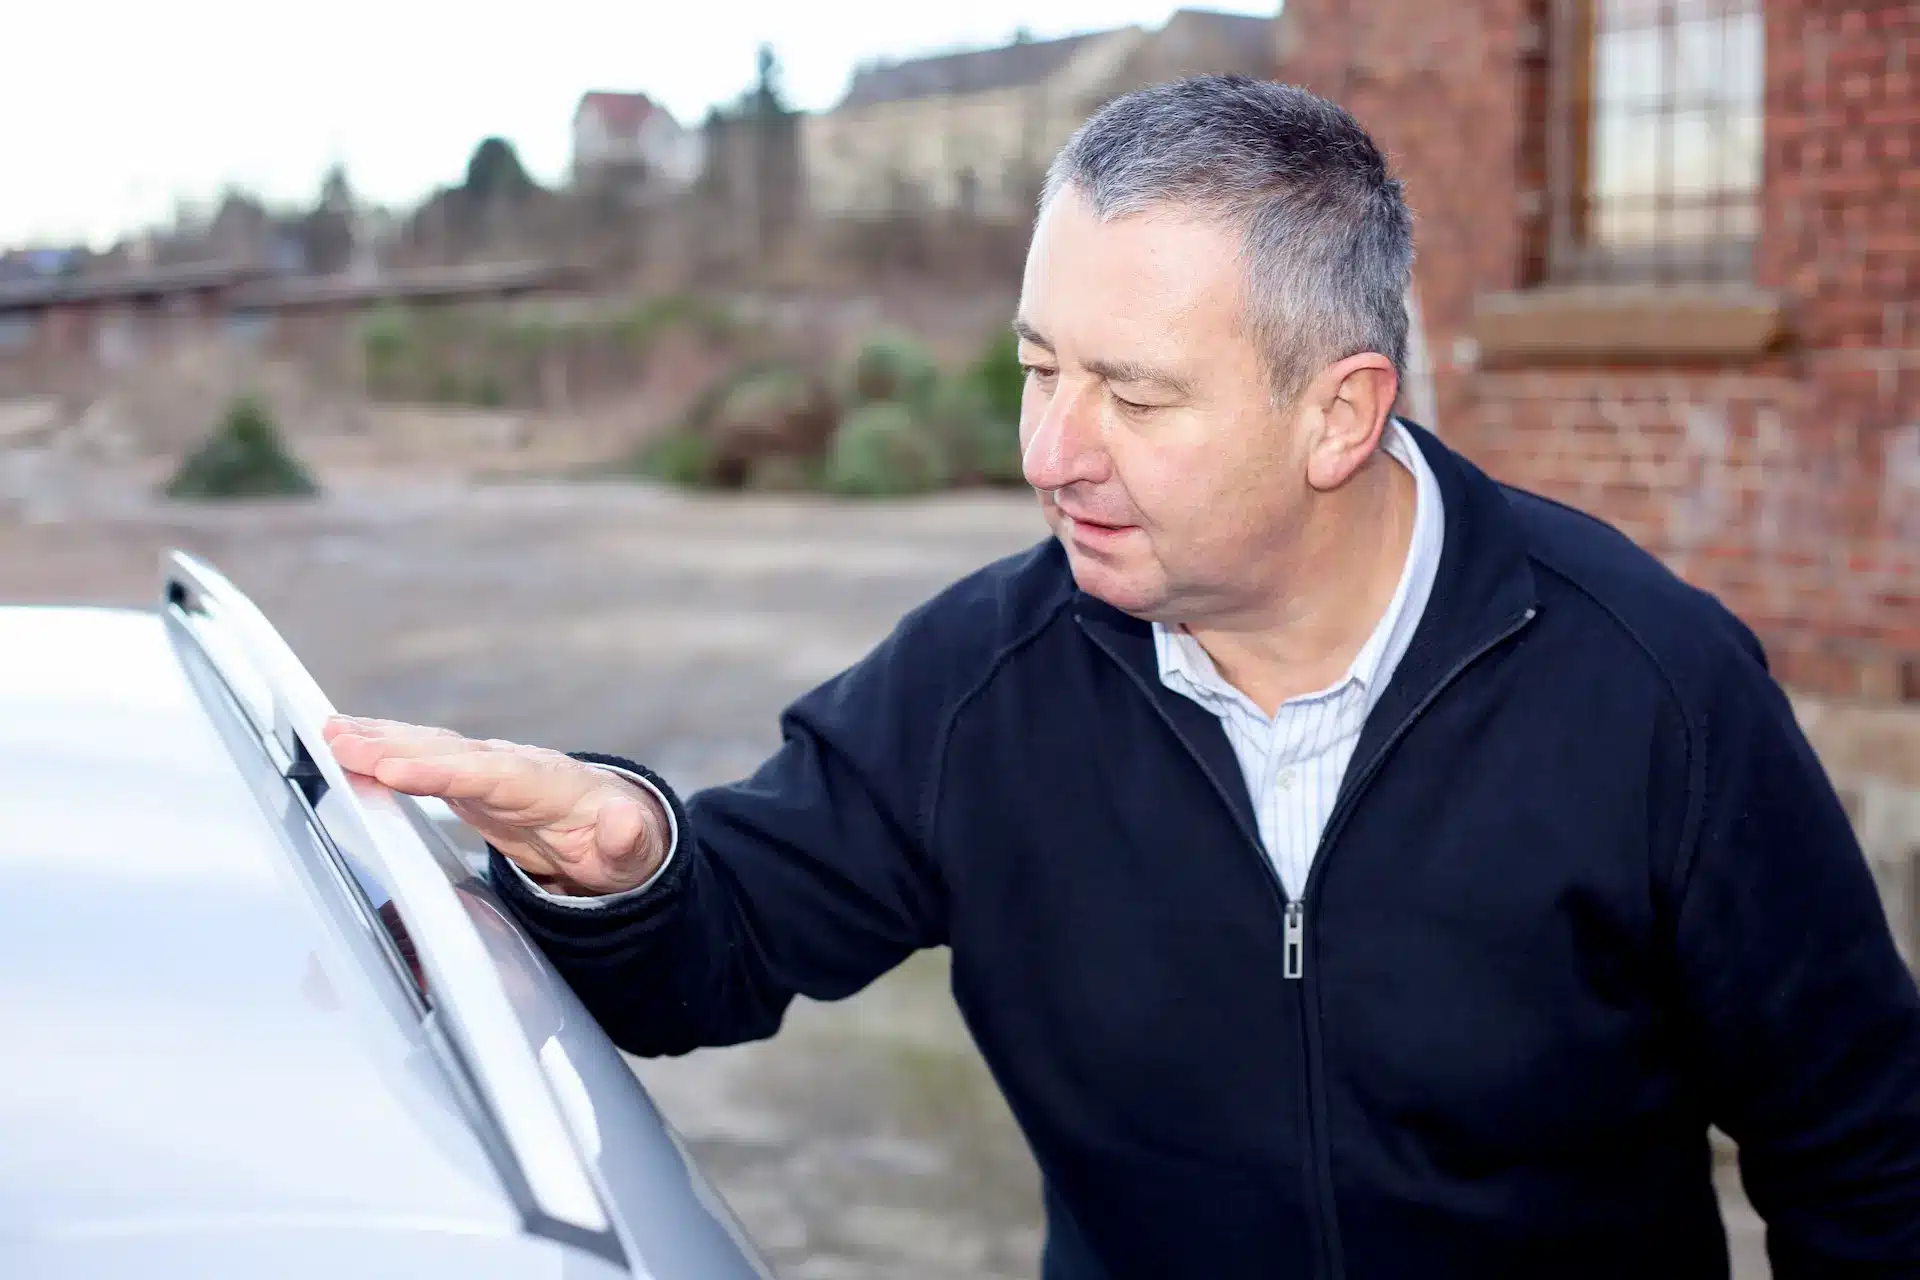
[589,762,674,881]
[508,760,680,908]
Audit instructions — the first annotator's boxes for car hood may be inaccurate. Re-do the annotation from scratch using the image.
[0,607,516,1243]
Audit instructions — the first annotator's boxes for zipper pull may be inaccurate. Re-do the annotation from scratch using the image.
[1284,900,1305,980]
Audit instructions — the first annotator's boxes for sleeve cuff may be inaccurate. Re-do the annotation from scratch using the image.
[500,761,680,909]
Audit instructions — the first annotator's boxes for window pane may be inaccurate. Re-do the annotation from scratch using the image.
[1600,0,1670,34]
[1596,198,1662,246]
[1668,201,1720,242]
[1722,12,1764,105]
[1597,25,1669,109]
[1675,18,1725,102]
[1722,111,1763,190]
[1671,109,1718,195]
[1674,0,1761,22]
[1596,111,1665,202]
[1722,202,1759,240]
[1676,14,1763,105]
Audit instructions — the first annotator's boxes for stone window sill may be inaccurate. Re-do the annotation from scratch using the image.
[1469,286,1787,367]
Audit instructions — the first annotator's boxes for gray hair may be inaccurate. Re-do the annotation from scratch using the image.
[1041,76,1414,405]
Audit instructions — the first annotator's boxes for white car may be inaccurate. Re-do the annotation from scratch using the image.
[0,551,773,1279]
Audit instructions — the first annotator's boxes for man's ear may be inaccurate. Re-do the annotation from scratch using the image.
[1304,354,1399,493]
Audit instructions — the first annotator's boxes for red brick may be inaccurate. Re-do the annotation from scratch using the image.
[1279,0,1912,704]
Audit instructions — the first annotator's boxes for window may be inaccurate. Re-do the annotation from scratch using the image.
[1549,0,1763,284]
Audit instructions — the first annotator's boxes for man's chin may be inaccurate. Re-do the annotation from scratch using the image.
[1060,538,1163,618]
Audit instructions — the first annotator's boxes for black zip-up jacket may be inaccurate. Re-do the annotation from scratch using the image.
[494,425,1920,1278]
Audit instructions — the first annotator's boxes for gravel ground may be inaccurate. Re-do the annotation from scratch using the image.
[0,462,1768,1278]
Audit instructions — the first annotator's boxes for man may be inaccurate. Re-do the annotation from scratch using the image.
[326,77,1920,1278]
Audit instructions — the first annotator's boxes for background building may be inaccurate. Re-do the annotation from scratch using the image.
[1280,0,1919,966]
[572,91,705,196]
[803,9,1279,220]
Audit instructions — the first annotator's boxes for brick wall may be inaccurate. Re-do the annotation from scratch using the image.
[1281,0,1919,702]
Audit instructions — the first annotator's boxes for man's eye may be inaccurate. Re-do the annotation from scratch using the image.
[1021,364,1057,382]
[1112,393,1154,414]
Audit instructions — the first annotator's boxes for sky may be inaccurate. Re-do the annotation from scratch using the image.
[4,0,1279,250]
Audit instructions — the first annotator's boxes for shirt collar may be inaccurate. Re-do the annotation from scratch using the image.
[1153,417,1447,716]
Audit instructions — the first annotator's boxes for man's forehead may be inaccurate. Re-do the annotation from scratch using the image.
[1020,215,1242,346]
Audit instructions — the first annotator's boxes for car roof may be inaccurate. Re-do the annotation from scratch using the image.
[0,605,518,1245]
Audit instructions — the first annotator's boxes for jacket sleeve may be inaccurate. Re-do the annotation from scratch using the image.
[1671,626,1920,1274]
[489,613,954,1056]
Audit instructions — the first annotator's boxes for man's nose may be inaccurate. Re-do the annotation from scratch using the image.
[1022,381,1108,493]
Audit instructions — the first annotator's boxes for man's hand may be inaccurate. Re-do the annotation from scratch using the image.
[321,715,669,897]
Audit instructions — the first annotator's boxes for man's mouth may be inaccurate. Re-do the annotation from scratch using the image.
[1057,509,1137,543]
[1052,499,1128,530]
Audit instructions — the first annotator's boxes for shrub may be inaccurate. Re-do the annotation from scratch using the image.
[970,328,1026,424]
[630,360,828,490]
[745,454,825,492]
[678,359,785,434]
[360,305,414,394]
[923,373,1023,487]
[847,330,939,408]
[825,401,953,497]
[709,364,837,487]
[615,293,736,350]
[164,397,319,500]
[632,430,718,487]
[714,365,816,436]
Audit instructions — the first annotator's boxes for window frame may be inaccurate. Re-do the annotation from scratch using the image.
[1545,0,1764,287]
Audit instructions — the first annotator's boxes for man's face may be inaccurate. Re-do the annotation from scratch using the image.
[1015,188,1311,622]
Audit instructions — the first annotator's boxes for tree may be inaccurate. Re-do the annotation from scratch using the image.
[318,163,354,213]
[463,136,538,203]
[749,44,791,118]
[164,397,320,501]
[303,164,357,275]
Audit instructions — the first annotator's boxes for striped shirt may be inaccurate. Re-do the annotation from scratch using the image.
[1153,419,1445,901]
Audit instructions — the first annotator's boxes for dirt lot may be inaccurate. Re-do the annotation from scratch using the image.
[0,457,1773,1278]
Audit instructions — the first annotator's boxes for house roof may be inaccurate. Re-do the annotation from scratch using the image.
[575,91,658,135]
[1163,6,1276,36]
[1132,8,1280,76]
[1159,7,1282,39]
[837,30,1114,108]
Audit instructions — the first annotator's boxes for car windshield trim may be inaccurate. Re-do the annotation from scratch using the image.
[161,550,617,1253]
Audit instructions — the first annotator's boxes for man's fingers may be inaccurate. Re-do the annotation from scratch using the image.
[368,749,580,816]
[327,723,490,777]
[325,715,467,746]
[329,732,467,780]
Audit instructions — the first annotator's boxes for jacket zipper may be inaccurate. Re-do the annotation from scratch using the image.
[1082,605,1535,1280]
[1284,900,1305,979]
[1081,625,1321,1276]
[1285,605,1538,980]
[1287,604,1537,1280]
